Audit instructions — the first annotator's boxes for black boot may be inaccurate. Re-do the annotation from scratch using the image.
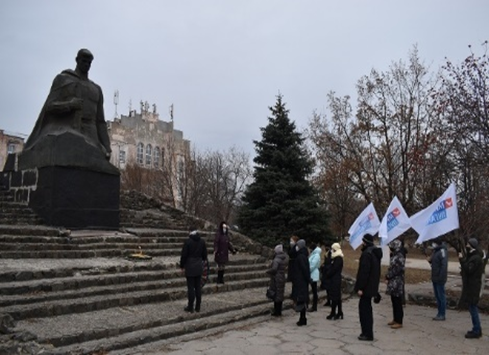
[334,300,343,319]
[327,300,337,320]
[308,302,317,312]
[217,270,224,284]
[297,309,307,326]
[271,301,281,316]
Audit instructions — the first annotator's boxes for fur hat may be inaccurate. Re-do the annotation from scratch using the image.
[331,243,341,251]
[362,234,374,245]
[468,238,478,249]
[274,244,283,253]
[297,239,306,249]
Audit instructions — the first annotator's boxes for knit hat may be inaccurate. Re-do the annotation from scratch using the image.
[389,239,402,250]
[362,234,374,245]
[468,238,478,249]
[297,239,306,249]
[274,244,283,254]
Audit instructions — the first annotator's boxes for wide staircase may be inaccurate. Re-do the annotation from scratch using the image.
[0,189,277,355]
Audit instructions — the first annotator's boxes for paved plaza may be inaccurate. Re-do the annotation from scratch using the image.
[146,293,488,355]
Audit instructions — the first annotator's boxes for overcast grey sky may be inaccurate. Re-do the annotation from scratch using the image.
[1,0,487,158]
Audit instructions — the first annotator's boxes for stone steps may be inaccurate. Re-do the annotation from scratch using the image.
[0,263,266,299]
[15,287,282,354]
[3,276,270,321]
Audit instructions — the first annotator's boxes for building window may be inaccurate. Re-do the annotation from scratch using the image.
[7,143,16,154]
[145,144,152,166]
[137,143,144,164]
[119,150,126,165]
[154,147,160,168]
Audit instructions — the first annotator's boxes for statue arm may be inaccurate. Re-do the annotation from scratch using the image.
[44,75,83,115]
[95,87,112,156]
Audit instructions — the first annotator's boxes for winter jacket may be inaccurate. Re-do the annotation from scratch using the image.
[354,244,383,298]
[309,247,322,282]
[214,230,234,265]
[386,248,405,297]
[266,250,289,302]
[320,250,332,290]
[326,255,343,301]
[180,232,208,277]
[287,244,298,282]
[459,248,484,305]
[430,243,448,284]
[294,247,311,304]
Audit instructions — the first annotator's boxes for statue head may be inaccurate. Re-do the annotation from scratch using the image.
[75,49,94,75]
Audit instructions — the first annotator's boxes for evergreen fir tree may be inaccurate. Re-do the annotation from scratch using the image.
[238,95,331,247]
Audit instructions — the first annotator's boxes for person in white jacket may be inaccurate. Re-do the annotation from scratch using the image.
[308,243,322,312]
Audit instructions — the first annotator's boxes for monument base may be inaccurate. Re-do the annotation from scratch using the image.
[29,166,120,229]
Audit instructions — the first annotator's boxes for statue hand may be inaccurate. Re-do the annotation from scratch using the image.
[70,98,84,110]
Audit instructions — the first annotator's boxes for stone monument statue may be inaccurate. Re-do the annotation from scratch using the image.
[3,49,120,229]
[24,49,111,159]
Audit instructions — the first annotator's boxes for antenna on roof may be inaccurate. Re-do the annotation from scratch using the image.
[113,90,119,118]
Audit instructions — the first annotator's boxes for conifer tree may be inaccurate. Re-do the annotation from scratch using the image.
[238,95,331,246]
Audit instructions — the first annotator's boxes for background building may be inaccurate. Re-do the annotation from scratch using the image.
[0,130,26,170]
[107,101,191,208]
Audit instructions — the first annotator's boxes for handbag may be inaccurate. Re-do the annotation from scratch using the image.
[266,288,276,300]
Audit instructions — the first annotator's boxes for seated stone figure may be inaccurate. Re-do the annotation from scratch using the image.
[21,48,117,175]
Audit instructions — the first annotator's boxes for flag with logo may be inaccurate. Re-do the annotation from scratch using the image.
[348,202,381,250]
[411,183,459,244]
[379,196,411,246]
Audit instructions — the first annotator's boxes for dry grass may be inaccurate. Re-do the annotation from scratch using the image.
[341,247,432,285]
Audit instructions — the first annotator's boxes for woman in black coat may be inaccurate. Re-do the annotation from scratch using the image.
[293,239,310,326]
[326,243,344,320]
[179,230,208,313]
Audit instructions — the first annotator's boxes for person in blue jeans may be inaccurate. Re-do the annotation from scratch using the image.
[459,238,484,338]
[427,239,448,320]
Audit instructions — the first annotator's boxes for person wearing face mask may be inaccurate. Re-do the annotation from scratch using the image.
[266,244,289,316]
[308,243,321,312]
[294,239,310,326]
[458,238,484,338]
[385,239,405,329]
[427,238,448,321]
[213,221,236,284]
[287,235,299,301]
[354,234,383,341]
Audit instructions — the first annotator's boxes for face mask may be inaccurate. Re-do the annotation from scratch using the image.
[222,225,227,232]
[290,239,295,245]
[466,247,473,254]
[295,245,299,251]
[431,242,438,248]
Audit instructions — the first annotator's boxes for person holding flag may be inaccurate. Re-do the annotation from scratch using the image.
[427,238,448,321]
[410,183,459,321]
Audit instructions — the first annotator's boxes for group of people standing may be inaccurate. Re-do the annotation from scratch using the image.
[180,224,485,341]
[266,237,345,326]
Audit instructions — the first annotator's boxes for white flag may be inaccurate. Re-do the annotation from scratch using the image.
[379,196,411,246]
[348,202,380,250]
[412,183,459,244]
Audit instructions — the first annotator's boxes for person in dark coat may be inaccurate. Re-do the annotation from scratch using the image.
[213,221,236,284]
[326,243,344,320]
[320,243,332,306]
[266,244,289,316]
[385,239,405,329]
[287,235,299,300]
[354,234,383,341]
[427,239,448,320]
[179,230,208,313]
[294,239,310,326]
[459,238,484,338]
